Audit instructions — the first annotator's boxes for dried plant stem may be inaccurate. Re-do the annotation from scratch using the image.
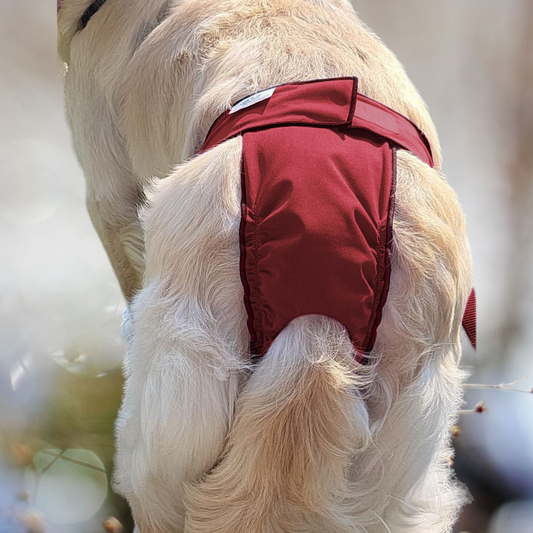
[458,377,532,416]
[459,401,487,416]
[463,374,532,395]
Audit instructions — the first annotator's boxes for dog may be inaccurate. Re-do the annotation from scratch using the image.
[58,1,474,532]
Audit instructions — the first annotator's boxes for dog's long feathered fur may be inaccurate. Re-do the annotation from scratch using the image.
[58,1,474,531]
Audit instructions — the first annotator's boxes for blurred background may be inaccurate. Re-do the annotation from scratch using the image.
[0,0,531,531]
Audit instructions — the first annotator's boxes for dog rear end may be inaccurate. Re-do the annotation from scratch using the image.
[59,1,473,531]
[114,140,470,533]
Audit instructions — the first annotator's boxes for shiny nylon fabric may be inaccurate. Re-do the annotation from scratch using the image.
[200,77,474,359]
[239,125,393,360]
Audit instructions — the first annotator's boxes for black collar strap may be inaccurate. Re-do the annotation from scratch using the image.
[80,0,109,29]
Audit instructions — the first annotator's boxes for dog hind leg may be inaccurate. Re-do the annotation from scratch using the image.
[114,285,247,533]
[113,138,249,533]
[344,151,473,532]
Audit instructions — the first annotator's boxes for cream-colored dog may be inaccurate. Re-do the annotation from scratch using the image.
[58,1,473,532]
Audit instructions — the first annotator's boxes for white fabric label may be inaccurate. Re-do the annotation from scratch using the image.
[229,87,276,114]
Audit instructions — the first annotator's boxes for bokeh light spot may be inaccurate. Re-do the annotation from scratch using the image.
[25,449,108,525]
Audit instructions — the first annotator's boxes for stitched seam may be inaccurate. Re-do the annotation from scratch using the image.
[362,218,388,348]
[362,146,396,350]
[239,153,257,348]
[248,207,268,355]
[202,121,352,153]
[346,77,358,125]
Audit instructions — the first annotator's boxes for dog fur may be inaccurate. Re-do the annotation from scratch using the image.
[58,1,474,531]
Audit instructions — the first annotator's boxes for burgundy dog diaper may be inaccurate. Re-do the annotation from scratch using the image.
[200,77,476,361]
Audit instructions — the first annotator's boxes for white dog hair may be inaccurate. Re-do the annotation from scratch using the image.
[58,0,474,531]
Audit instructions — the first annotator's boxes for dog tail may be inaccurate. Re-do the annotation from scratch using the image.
[185,315,372,533]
